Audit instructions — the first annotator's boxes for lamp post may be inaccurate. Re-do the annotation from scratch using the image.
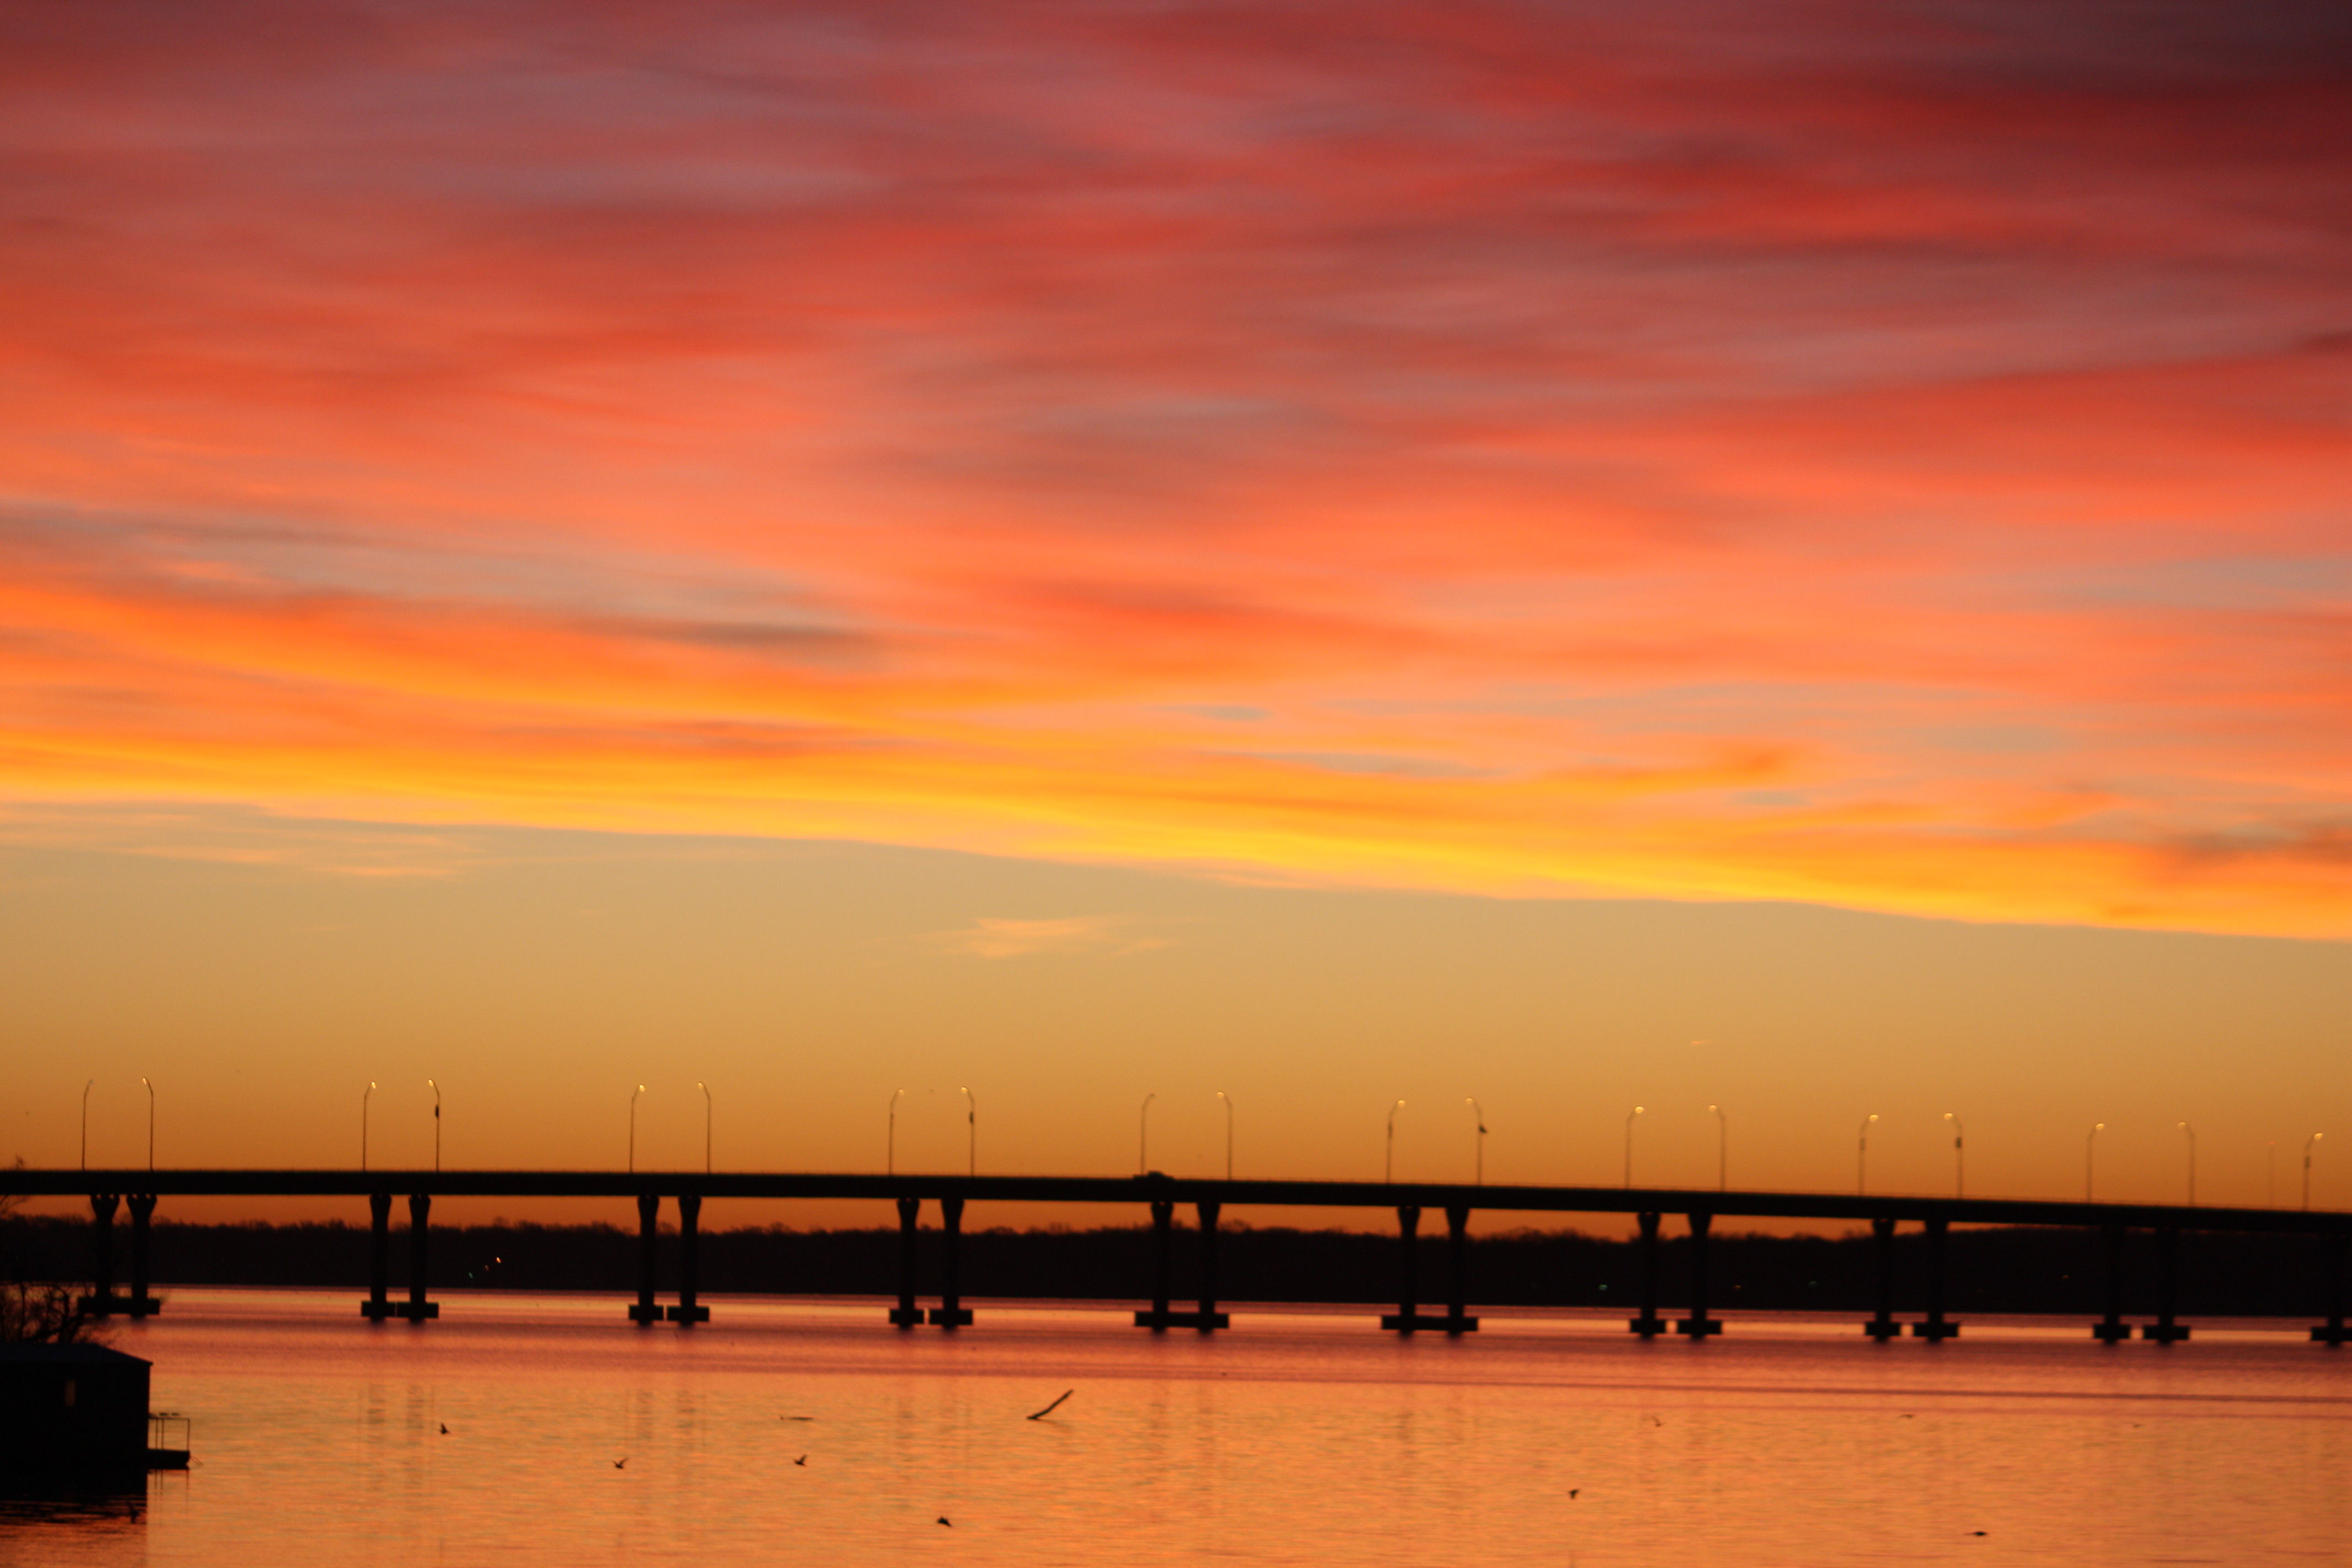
[2268,1140,2278,1207]
[2086,1122,2105,1202]
[1856,1114,1877,1196]
[362,1082,376,1172]
[80,1080,93,1171]
[629,1085,646,1173]
[1624,1106,1643,1188]
[888,1088,905,1175]
[961,1087,976,1177]
[2179,1121,2195,1207]
[1217,1091,1234,1181]
[429,1079,442,1173]
[141,1076,154,1171]
[699,1082,712,1174]
[1139,1093,1156,1175]
[1386,1099,1404,1184]
[1708,1104,1727,1191]
[1944,1113,1964,1198]
[1466,1098,1487,1186]
[2307,1133,2325,1211]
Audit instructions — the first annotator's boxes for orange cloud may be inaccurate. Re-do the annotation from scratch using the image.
[1,1,2348,935]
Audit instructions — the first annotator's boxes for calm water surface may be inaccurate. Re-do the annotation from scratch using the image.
[4,1291,2346,1566]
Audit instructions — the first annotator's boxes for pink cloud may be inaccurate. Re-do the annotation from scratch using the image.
[1,0,2347,932]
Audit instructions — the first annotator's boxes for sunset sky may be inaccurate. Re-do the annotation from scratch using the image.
[3,2,2346,1226]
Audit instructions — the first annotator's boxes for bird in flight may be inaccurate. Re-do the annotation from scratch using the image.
[439,1423,449,1435]
[794,1455,808,1467]
[613,1458,627,1469]
[1028,1390,1074,1421]
[937,1517,952,1528]
[1569,1489,1580,1500]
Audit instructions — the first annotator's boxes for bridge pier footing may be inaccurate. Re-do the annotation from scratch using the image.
[361,1192,394,1319]
[76,1193,119,1316]
[927,1196,972,1326]
[889,1197,924,1326]
[922,1204,969,1326]
[1382,1204,1445,1331]
[401,1193,439,1320]
[1135,1199,1176,1329]
[1865,1217,1901,1338]
[1910,1217,1958,1339]
[1628,1211,1667,1337]
[1188,1200,1229,1330]
[1438,1205,1477,1333]
[122,1195,161,1316]
[2142,1226,2188,1342]
[666,1193,709,1323]
[1676,1212,1720,1337]
[2094,1223,2132,1342]
[630,1193,664,1323]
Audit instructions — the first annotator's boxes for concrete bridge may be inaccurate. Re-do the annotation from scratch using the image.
[9,1168,2345,1345]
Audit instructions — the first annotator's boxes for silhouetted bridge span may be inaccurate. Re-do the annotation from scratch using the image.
[12,1169,2345,1346]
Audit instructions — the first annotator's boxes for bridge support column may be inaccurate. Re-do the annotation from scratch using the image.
[630,1193,663,1322]
[889,1197,923,1326]
[78,1193,121,1315]
[2093,1223,2131,1342]
[1677,1212,1721,1336]
[1441,1206,1478,1333]
[1194,1200,1229,1329]
[928,1196,972,1326]
[2142,1226,2188,1342]
[126,1194,160,1316]
[1628,1211,1666,1336]
[1381,1205,1431,1331]
[1910,1217,1958,1339]
[1865,1218,1900,1339]
[667,1193,710,1323]
[1135,1199,1176,1329]
[402,1193,439,1320]
[361,1193,394,1319]
[2315,1232,2348,1347]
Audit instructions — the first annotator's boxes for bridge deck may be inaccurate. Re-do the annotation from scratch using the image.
[7,1169,2344,1234]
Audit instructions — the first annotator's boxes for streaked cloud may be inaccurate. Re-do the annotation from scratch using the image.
[922,915,1165,960]
[0,0,2346,935]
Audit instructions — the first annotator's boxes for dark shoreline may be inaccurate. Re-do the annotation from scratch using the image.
[4,1216,2340,1319]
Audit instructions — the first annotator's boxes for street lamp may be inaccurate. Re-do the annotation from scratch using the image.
[699,1082,712,1175]
[141,1077,154,1171]
[80,1080,94,1171]
[362,1082,377,1172]
[629,1085,647,1173]
[961,1087,976,1177]
[429,1079,442,1173]
[1624,1106,1643,1189]
[2307,1133,2325,1211]
[1217,1091,1234,1182]
[1139,1093,1156,1175]
[2179,1121,2195,1207]
[1856,1114,1878,1196]
[2086,1122,2105,1202]
[1386,1100,1405,1184]
[1708,1104,1727,1192]
[2268,1139,2278,1207]
[1945,1113,1964,1199]
[1466,1099,1487,1186]
[888,1088,905,1175]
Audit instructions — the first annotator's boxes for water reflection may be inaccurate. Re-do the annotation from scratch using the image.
[5,1291,2346,1566]
[0,1472,147,1568]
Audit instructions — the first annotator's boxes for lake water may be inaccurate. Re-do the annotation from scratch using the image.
[4,1291,2346,1566]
